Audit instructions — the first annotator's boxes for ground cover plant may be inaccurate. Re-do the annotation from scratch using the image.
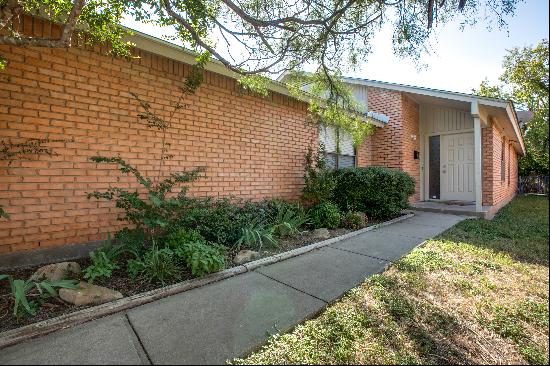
[234,195,549,365]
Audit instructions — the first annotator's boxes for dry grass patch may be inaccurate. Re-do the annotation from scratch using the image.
[233,196,549,365]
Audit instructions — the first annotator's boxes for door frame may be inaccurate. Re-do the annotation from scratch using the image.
[422,129,474,201]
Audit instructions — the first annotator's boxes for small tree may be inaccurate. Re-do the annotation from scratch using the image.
[87,62,207,239]
[473,40,549,176]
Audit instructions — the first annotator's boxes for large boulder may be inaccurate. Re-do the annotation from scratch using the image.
[233,250,260,265]
[59,282,123,306]
[30,262,81,282]
[310,228,330,240]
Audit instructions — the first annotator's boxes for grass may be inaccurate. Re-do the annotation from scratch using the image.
[233,196,549,365]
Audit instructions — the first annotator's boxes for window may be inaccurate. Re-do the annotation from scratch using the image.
[501,138,506,182]
[508,143,511,186]
[319,125,356,169]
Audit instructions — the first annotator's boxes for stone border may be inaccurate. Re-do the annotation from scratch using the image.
[0,211,414,350]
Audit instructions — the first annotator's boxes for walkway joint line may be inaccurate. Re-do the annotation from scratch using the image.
[329,246,394,264]
[255,271,329,304]
[125,313,153,365]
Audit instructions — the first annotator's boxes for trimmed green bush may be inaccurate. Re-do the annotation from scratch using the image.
[173,241,226,277]
[331,167,415,219]
[309,202,341,229]
[341,211,366,229]
[164,227,204,249]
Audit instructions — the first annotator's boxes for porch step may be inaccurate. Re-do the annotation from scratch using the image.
[411,202,486,218]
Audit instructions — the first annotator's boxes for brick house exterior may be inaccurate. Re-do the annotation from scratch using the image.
[0,17,524,254]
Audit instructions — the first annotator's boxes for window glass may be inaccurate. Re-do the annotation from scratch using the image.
[319,126,356,169]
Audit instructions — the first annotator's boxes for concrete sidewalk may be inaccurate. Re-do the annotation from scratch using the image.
[0,211,468,365]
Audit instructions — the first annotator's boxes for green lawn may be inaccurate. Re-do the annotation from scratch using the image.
[234,196,549,365]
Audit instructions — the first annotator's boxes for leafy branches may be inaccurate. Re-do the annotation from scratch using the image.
[87,157,205,230]
[0,137,72,163]
[0,0,132,58]
[473,39,549,175]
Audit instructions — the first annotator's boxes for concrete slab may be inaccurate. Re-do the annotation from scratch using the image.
[0,315,148,365]
[126,272,325,365]
[404,211,469,228]
[255,247,388,303]
[330,231,424,262]
[373,221,451,239]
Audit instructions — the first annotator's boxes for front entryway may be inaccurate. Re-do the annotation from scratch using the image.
[428,132,475,202]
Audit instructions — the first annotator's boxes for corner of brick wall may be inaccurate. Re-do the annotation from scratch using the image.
[482,121,519,206]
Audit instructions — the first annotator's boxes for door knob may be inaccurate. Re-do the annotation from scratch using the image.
[442,170,446,174]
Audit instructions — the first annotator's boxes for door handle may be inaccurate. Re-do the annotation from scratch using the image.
[442,170,446,174]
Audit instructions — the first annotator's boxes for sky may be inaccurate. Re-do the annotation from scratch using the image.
[122,1,549,94]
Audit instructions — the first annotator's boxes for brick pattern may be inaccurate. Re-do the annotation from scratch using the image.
[0,17,316,253]
[360,88,420,201]
[400,95,420,201]
[482,122,518,206]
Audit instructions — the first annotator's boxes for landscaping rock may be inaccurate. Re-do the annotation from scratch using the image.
[59,282,123,306]
[310,228,330,240]
[30,262,81,282]
[233,250,260,265]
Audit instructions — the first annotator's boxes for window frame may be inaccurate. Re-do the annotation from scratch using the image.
[501,138,506,182]
[320,126,357,169]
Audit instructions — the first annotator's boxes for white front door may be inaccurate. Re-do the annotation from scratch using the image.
[441,132,475,201]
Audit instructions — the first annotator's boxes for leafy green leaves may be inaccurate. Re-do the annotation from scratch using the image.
[87,156,205,230]
[0,275,78,318]
[235,218,277,252]
[173,240,226,277]
[271,202,309,237]
[473,39,549,175]
[286,70,375,147]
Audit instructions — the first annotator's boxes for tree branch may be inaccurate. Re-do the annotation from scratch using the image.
[60,0,86,47]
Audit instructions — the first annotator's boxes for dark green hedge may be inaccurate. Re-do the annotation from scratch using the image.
[330,167,415,219]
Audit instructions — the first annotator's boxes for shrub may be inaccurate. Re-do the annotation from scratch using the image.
[114,227,147,255]
[271,201,309,237]
[83,250,120,283]
[171,197,246,246]
[331,167,415,219]
[341,211,366,229]
[302,145,337,205]
[309,202,341,229]
[138,244,180,284]
[173,241,226,277]
[235,219,277,251]
[164,227,205,249]
[87,156,205,235]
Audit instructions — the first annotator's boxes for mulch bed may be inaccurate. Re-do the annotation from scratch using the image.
[0,219,391,334]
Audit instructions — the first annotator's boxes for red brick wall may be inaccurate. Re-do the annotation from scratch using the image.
[362,88,420,201]
[482,122,518,206]
[366,87,404,169]
[0,18,316,253]
[400,95,420,201]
